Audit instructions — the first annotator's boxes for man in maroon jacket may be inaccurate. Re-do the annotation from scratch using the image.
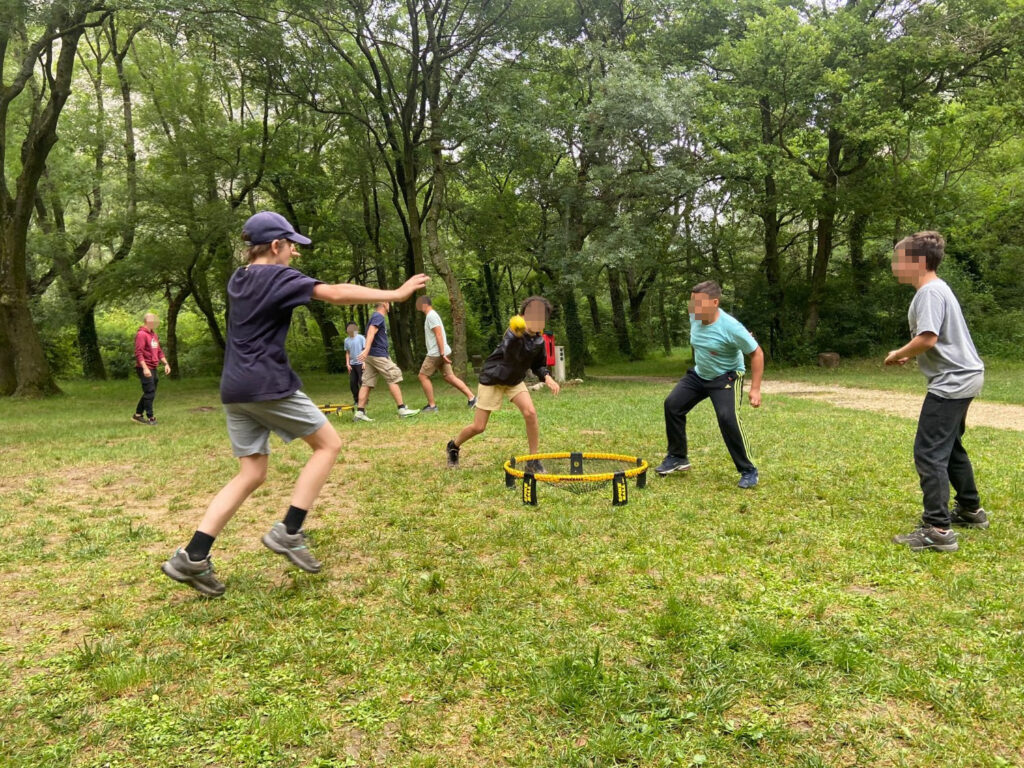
[133,313,171,425]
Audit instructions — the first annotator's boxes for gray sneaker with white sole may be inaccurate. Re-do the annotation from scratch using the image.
[161,549,226,596]
[262,522,322,573]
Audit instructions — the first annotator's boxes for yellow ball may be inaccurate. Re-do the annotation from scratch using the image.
[509,315,527,336]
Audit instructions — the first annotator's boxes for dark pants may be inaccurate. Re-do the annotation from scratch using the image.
[915,393,981,529]
[349,365,363,404]
[135,367,159,418]
[665,369,755,474]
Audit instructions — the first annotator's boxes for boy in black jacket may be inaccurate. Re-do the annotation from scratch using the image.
[447,296,560,470]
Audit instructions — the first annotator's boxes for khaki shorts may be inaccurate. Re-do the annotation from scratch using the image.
[419,355,454,377]
[475,382,529,411]
[363,355,403,388]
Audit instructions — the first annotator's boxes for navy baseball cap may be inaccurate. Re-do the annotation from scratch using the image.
[242,211,312,246]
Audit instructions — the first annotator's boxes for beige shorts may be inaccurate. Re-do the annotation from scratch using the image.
[475,382,529,411]
[362,355,403,388]
[419,355,454,378]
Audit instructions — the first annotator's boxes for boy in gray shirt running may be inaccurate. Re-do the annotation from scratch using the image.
[886,230,988,552]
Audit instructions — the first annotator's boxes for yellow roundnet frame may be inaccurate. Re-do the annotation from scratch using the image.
[504,452,649,506]
[504,452,648,483]
[319,403,355,415]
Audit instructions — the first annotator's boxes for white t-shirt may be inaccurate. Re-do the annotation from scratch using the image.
[424,309,451,357]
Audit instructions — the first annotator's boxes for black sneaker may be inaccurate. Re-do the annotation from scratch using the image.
[468,396,478,408]
[446,440,460,468]
[950,504,989,529]
[738,469,759,489]
[421,405,439,413]
[161,549,226,596]
[524,459,546,474]
[131,413,147,425]
[655,455,691,476]
[892,525,959,552]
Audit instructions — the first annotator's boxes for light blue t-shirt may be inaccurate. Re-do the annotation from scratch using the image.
[424,309,451,357]
[689,309,758,380]
[343,334,366,366]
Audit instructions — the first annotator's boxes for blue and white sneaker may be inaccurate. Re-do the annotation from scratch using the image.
[655,455,691,476]
[738,469,759,489]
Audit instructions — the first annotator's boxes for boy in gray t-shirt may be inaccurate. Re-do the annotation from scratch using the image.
[886,231,988,552]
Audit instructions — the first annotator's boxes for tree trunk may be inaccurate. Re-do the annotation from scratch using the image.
[308,300,345,373]
[849,211,870,295]
[586,293,602,333]
[164,285,190,378]
[482,260,503,348]
[805,128,841,337]
[76,300,106,380]
[424,133,468,378]
[560,285,586,379]
[607,267,632,357]
[760,96,784,361]
[0,315,16,395]
[658,283,672,356]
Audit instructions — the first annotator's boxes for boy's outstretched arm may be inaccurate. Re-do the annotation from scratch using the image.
[748,346,764,408]
[312,274,429,306]
[884,332,937,366]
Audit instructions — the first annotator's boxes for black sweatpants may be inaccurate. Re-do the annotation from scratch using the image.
[349,364,363,404]
[915,393,981,529]
[135,367,159,418]
[664,369,755,474]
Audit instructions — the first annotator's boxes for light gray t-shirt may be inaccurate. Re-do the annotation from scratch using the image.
[908,278,984,399]
[424,309,451,357]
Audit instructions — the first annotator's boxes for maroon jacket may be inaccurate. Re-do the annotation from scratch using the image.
[135,326,164,368]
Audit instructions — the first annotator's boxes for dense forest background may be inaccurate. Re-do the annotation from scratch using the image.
[2,0,1023,397]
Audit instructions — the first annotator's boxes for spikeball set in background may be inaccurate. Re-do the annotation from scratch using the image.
[318,403,355,415]
[503,452,649,506]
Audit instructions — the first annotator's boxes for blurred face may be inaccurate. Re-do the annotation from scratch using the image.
[523,301,547,334]
[346,325,357,337]
[417,300,431,314]
[688,292,719,322]
[378,303,390,315]
[145,315,159,330]
[891,247,927,284]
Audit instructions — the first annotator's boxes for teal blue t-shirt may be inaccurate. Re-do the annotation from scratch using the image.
[689,309,758,380]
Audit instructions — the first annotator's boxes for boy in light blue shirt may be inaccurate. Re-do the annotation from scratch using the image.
[343,322,366,405]
[656,280,764,488]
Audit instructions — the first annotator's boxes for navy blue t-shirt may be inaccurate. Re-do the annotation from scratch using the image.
[367,311,390,357]
[220,264,321,403]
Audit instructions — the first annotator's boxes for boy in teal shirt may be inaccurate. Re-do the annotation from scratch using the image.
[656,280,764,488]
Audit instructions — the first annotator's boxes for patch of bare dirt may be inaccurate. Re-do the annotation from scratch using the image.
[764,380,1024,431]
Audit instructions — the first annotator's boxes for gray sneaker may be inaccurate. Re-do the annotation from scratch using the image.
[161,549,226,596]
[950,504,989,529]
[262,522,322,573]
[421,405,439,413]
[892,525,959,552]
[524,459,546,474]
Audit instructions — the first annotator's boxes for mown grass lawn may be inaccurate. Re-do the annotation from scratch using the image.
[1,372,1022,767]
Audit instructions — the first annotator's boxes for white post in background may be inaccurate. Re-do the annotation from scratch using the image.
[553,346,566,383]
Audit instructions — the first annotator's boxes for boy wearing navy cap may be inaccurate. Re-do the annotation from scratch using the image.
[161,211,428,596]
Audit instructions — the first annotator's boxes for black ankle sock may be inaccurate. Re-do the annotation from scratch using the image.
[284,505,307,535]
[185,531,215,561]
[358,407,365,413]
[397,403,405,409]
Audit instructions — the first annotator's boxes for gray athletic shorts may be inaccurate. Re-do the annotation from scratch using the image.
[224,390,327,457]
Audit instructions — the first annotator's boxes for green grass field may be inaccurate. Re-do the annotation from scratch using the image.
[1,372,1022,767]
